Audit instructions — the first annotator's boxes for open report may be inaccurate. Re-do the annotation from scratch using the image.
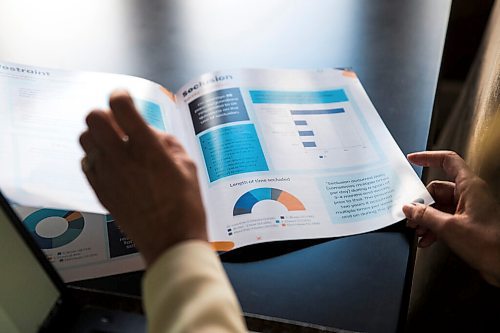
[0,62,433,281]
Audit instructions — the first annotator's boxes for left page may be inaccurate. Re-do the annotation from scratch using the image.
[0,61,180,281]
[0,61,180,213]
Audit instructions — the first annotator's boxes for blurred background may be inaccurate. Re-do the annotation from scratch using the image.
[430,0,495,144]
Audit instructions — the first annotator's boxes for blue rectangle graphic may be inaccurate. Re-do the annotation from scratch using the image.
[290,108,345,115]
[249,90,348,104]
[135,99,166,131]
[199,124,269,182]
[298,131,314,136]
[294,120,308,125]
[302,142,317,147]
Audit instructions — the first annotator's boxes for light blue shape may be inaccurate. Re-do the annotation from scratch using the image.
[249,90,348,104]
[135,99,166,131]
[199,124,269,182]
[249,188,273,201]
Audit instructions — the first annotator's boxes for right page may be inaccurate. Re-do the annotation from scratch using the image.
[176,68,433,251]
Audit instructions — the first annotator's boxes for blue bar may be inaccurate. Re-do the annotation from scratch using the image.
[298,130,314,136]
[290,108,345,115]
[302,142,317,147]
[294,120,308,125]
[250,90,348,104]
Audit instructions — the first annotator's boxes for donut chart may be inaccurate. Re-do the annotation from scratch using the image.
[233,188,305,216]
[23,209,85,249]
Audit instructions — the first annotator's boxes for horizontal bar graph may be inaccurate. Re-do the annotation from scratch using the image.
[290,108,345,115]
[290,108,351,150]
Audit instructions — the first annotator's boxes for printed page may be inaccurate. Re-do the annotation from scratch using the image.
[0,61,182,214]
[12,205,144,282]
[176,68,433,251]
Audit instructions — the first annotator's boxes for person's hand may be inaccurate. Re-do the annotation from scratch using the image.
[403,151,500,287]
[79,90,207,266]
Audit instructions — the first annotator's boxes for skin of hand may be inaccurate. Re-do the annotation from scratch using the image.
[403,150,500,287]
[79,90,207,266]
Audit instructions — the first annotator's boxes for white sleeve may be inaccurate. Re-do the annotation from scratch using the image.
[142,240,247,333]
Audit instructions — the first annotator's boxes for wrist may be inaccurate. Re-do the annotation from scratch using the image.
[140,229,208,267]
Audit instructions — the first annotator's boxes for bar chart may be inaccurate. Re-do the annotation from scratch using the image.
[250,89,380,171]
[290,108,364,152]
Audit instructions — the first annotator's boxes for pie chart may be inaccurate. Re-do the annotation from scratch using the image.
[233,188,305,216]
[23,209,85,249]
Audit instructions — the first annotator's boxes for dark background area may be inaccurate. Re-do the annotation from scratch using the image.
[411,2,499,332]
[431,0,495,145]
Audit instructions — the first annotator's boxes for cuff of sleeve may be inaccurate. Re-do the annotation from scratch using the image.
[143,240,218,303]
[142,240,246,333]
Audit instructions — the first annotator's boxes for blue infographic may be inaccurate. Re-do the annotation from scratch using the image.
[135,99,166,131]
[200,124,268,182]
[233,187,305,216]
[23,209,85,249]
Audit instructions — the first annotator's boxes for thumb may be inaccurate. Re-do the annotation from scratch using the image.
[403,203,454,237]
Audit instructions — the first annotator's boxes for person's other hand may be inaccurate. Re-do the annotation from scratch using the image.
[79,90,207,266]
[403,150,500,287]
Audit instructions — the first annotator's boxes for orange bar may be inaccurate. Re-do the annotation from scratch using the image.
[277,191,305,211]
[210,241,235,251]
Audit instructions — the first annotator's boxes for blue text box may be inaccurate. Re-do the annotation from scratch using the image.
[200,124,269,182]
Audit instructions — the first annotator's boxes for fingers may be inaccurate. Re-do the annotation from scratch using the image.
[79,130,96,155]
[418,231,437,248]
[407,151,474,183]
[415,225,428,237]
[84,110,125,154]
[80,155,99,185]
[427,180,456,207]
[80,130,101,182]
[410,222,437,248]
[108,90,155,144]
[403,203,453,236]
[161,133,187,155]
